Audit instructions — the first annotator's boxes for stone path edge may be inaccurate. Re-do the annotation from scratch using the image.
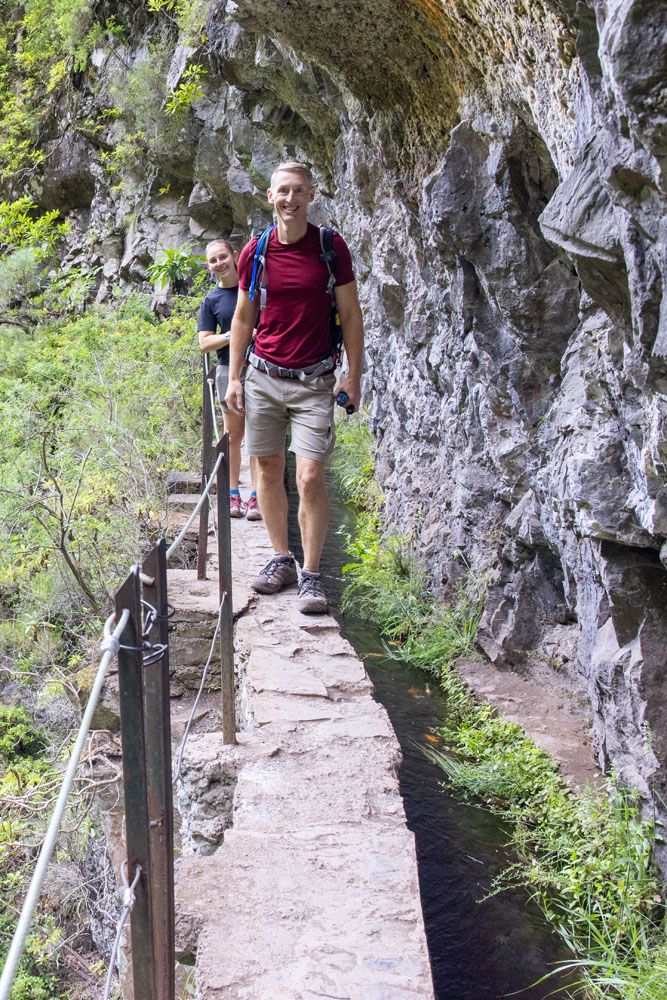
[170,486,435,999]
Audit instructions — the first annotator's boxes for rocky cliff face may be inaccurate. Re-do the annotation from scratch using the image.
[20,0,667,859]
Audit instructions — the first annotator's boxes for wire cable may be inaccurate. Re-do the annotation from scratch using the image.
[103,862,141,1000]
[172,595,225,784]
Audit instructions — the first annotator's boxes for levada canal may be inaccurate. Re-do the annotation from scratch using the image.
[288,462,573,1000]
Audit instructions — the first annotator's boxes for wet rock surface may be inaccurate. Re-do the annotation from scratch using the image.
[20,0,667,865]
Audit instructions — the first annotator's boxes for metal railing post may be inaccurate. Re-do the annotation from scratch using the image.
[197,356,214,580]
[115,567,157,1000]
[141,540,175,1000]
[215,434,236,744]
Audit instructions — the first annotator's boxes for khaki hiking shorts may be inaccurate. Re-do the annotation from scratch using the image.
[243,365,336,463]
[215,363,230,413]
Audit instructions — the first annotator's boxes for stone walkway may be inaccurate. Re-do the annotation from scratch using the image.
[168,482,434,998]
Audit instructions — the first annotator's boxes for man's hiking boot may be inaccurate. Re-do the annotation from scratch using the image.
[297,571,328,615]
[229,492,245,518]
[245,495,262,521]
[251,554,298,594]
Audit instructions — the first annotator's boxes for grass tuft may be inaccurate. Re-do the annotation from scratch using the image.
[426,674,666,999]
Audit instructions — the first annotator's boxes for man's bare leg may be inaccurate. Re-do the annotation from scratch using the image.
[296,456,329,573]
[255,452,289,553]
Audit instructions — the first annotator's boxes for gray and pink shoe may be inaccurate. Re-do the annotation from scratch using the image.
[246,494,262,521]
[229,492,246,518]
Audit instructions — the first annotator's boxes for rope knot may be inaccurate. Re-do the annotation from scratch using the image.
[120,861,141,908]
[100,634,121,656]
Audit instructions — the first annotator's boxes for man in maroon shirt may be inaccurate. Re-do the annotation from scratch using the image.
[226,162,364,614]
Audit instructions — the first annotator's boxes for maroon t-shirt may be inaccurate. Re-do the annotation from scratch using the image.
[238,223,355,368]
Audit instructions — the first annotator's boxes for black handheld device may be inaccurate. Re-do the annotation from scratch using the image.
[336,391,355,415]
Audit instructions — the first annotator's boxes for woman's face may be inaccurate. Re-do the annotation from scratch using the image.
[206,244,237,283]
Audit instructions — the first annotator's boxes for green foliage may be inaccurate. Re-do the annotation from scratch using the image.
[334,412,484,673]
[0,0,97,179]
[98,132,146,182]
[0,706,66,998]
[47,263,102,313]
[7,970,61,1000]
[147,243,205,292]
[0,706,46,761]
[0,0,206,183]
[146,0,209,44]
[333,416,382,514]
[340,519,483,673]
[100,43,197,182]
[571,939,667,1000]
[0,197,102,332]
[0,198,69,256]
[0,289,203,996]
[0,247,42,315]
[0,295,200,630]
[165,64,206,115]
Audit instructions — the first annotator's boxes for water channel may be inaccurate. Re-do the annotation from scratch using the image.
[288,465,573,1000]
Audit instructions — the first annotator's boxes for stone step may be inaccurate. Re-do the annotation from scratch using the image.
[167,492,204,512]
[167,471,216,495]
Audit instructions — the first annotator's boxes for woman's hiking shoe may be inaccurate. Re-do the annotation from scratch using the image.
[297,571,328,615]
[229,492,245,518]
[251,554,298,594]
[245,495,262,521]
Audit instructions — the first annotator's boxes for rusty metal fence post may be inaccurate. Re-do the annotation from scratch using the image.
[141,539,175,1000]
[115,566,158,1000]
[215,434,236,744]
[115,545,175,1000]
[197,356,214,579]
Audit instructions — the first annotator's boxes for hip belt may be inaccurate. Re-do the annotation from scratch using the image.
[247,351,336,382]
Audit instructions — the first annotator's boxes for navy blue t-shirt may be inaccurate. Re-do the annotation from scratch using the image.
[197,285,238,364]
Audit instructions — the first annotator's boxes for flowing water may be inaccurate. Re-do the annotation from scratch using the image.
[288,465,573,1000]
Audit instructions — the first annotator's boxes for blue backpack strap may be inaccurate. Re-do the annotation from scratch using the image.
[249,224,275,307]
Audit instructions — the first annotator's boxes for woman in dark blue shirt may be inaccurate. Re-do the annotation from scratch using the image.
[198,238,260,520]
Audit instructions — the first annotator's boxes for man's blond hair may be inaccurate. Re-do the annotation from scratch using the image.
[270,162,314,189]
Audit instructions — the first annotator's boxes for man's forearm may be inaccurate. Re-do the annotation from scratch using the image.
[342,313,364,380]
[228,320,254,380]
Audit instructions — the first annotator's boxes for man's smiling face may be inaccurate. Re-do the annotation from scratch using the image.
[268,170,315,228]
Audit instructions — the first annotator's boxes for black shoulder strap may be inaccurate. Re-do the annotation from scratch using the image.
[319,226,337,298]
[319,226,344,360]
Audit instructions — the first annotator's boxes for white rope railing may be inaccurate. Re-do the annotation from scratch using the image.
[206,364,222,547]
[207,375,221,445]
[0,609,130,1000]
[203,354,223,445]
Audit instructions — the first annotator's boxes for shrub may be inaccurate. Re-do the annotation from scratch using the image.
[0,706,46,761]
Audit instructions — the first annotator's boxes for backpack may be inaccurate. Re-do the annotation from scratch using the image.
[248,224,343,362]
